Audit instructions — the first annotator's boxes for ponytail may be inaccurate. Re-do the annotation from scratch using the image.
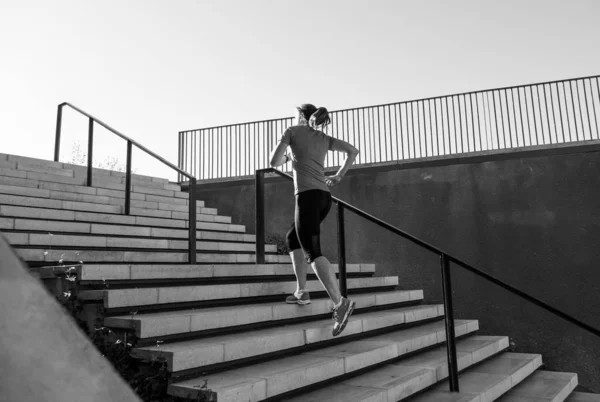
[309,107,331,128]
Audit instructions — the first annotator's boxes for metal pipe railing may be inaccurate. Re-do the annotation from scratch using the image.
[181,75,600,180]
[53,102,198,264]
[254,166,600,392]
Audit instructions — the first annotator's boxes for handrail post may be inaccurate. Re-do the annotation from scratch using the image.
[124,141,132,215]
[255,170,265,264]
[441,253,460,391]
[87,118,94,187]
[337,203,348,298]
[188,177,197,264]
[54,104,64,162]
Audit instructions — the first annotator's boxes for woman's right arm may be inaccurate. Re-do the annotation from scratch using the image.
[327,139,359,186]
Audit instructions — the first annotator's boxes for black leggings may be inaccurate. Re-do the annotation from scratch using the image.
[286,189,332,263]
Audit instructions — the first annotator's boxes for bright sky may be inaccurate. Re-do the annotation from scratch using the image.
[1,0,599,180]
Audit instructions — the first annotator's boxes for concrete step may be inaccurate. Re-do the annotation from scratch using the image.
[8,159,178,190]
[1,153,173,186]
[85,276,399,308]
[496,370,578,402]
[567,393,600,401]
[16,248,289,264]
[0,205,243,231]
[0,183,216,214]
[0,174,203,207]
[132,304,449,373]
[4,232,276,253]
[0,163,186,196]
[410,352,543,402]
[1,218,248,241]
[106,289,416,338]
[168,320,478,402]
[214,334,505,402]
[0,193,229,223]
[77,263,376,281]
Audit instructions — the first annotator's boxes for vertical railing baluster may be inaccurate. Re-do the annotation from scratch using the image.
[177,132,182,182]
[86,118,94,187]
[441,253,460,392]
[188,177,197,264]
[54,104,64,162]
[255,169,265,264]
[124,141,132,215]
[337,203,347,298]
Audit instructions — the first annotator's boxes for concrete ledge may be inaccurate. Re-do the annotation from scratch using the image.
[0,234,140,401]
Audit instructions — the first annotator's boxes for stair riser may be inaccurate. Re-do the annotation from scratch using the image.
[0,175,200,206]
[133,305,445,372]
[101,277,399,308]
[4,233,274,252]
[275,335,507,402]
[167,321,481,399]
[0,184,215,213]
[80,263,375,282]
[0,194,227,222]
[5,160,176,190]
[0,206,243,231]
[1,219,254,243]
[16,248,289,264]
[0,165,188,196]
[106,290,420,338]
[1,154,172,185]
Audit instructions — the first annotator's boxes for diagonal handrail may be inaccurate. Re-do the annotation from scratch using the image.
[255,167,600,392]
[259,168,600,337]
[53,102,198,264]
[55,102,193,179]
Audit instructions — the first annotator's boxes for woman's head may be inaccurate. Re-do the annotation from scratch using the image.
[296,103,331,128]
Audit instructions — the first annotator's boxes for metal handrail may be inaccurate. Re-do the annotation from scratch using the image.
[55,102,193,179]
[255,167,600,392]
[53,102,198,264]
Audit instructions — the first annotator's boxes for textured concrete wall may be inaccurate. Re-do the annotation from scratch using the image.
[0,235,141,402]
[198,143,600,392]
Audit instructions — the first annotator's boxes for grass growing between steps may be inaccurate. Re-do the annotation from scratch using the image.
[54,272,211,401]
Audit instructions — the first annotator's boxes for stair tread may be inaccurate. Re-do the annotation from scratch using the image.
[0,183,216,214]
[96,276,399,308]
[497,370,578,402]
[1,153,171,183]
[132,305,450,372]
[105,290,424,338]
[567,393,600,402]
[0,174,203,207]
[0,205,243,232]
[3,217,253,242]
[168,322,486,400]
[0,193,228,222]
[4,232,275,252]
[0,164,189,196]
[79,263,375,281]
[410,352,543,402]
[18,248,289,264]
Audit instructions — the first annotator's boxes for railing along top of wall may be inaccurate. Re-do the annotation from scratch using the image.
[182,74,600,133]
[180,74,600,180]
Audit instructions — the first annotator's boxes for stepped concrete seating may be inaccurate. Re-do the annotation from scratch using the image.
[0,152,597,401]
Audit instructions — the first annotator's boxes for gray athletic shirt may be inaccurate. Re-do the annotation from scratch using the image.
[280,125,337,195]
